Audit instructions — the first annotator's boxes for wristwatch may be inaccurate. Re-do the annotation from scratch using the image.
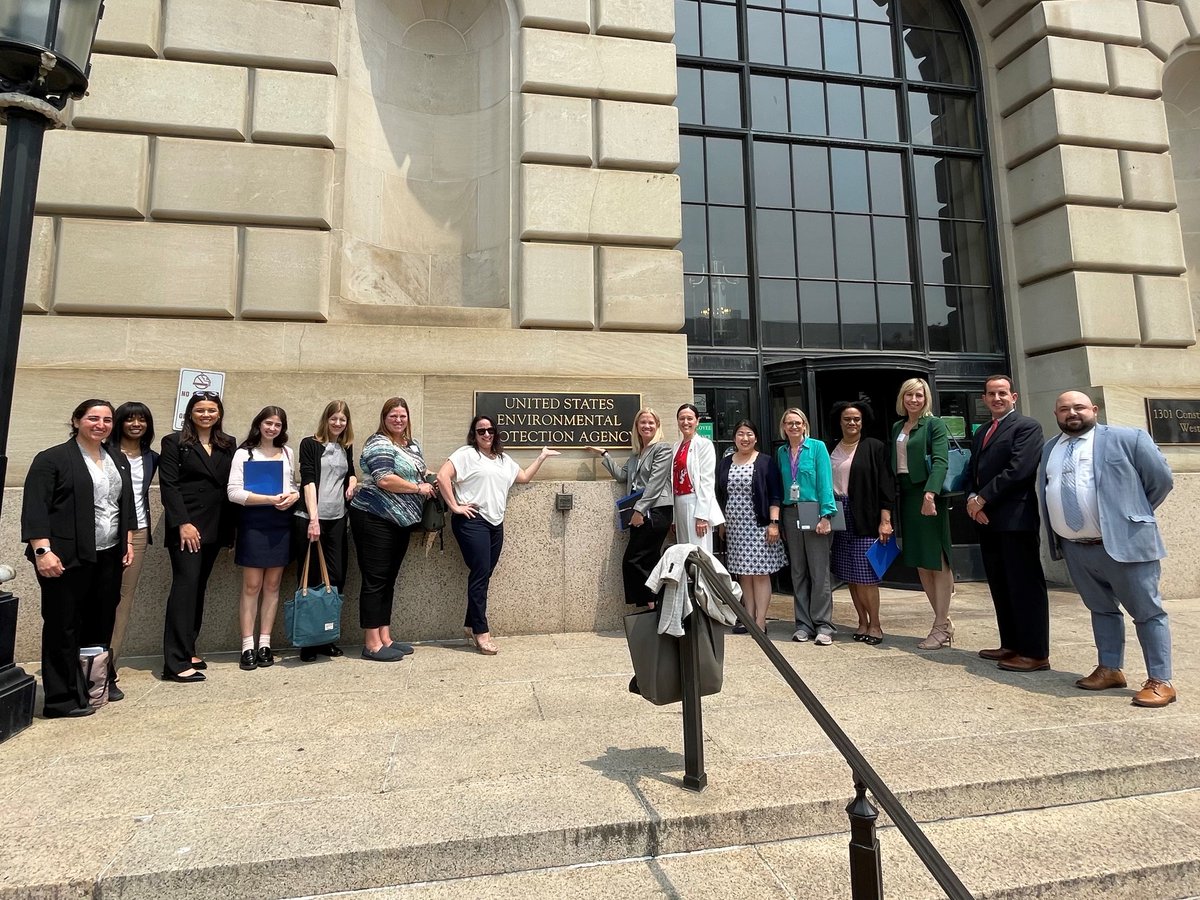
[34,546,50,557]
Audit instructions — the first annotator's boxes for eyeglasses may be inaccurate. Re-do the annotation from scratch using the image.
[192,391,219,400]
[475,427,496,436]
[784,421,805,428]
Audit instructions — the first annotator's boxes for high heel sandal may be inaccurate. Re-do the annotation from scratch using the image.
[474,632,499,655]
[463,627,476,646]
[917,619,954,650]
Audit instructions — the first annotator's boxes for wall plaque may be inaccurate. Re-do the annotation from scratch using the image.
[1146,399,1200,444]
[475,391,643,449]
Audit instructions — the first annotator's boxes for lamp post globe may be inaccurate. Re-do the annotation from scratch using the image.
[0,0,104,106]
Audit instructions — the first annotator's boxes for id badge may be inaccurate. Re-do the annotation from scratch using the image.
[789,483,800,502]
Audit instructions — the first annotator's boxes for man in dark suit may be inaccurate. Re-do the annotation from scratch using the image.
[1039,391,1176,708]
[965,375,1050,671]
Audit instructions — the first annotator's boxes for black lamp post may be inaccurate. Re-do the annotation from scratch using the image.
[0,0,104,743]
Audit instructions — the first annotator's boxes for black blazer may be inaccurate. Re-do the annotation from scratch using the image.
[159,432,235,546]
[834,437,896,539]
[716,452,783,527]
[970,411,1043,532]
[297,436,356,505]
[21,439,136,568]
[105,444,159,545]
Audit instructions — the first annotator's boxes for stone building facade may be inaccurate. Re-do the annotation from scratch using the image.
[2,0,1198,660]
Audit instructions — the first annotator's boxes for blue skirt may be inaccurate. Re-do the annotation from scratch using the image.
[236,505,293,568]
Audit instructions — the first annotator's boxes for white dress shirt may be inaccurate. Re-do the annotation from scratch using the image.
[1045,429,1101,540]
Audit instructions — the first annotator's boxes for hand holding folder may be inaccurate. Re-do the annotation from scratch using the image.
[866,536,900,579]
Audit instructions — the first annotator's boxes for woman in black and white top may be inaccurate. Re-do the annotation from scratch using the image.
[586,407,673,608]
[107,401,159,700]
[292,400,358,662]
[227,406,300,670]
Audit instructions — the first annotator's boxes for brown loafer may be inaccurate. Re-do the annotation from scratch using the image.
[997,655,1050,672]
[1132,679,1177,708]
[1075,665,1127,691]
[979,647,1016,661]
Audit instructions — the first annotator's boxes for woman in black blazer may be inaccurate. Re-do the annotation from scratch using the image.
[159,391,236,683]
[106,401,159,700]
[828,401,895,645]
[291,400,358,661]
[21,399,135,718]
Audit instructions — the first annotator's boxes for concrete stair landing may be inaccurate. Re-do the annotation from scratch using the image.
[1,585,1197,899]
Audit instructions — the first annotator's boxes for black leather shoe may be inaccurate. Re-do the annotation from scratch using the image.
[162,670,205,683]
[43,705,96,718]
[256,646,275,668]
[107,681,125,702]
[299,647,318,662]
[320,643,343,657]
[190,659,208,670]
[240,649,257,671]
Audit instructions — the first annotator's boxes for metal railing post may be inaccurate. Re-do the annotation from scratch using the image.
[847,776,884,900]
[679,611,707,792]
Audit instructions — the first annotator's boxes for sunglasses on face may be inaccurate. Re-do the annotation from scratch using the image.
[475,427,496,436]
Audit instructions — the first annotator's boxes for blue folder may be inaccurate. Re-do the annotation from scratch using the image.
[866,536,901,579]
[244,459,284,495]
[615,489,645,531]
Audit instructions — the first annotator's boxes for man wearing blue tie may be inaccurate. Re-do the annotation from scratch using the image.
[1039,391,1176,707]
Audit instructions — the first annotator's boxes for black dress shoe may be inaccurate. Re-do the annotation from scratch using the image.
[190,659,208,670]
[162,670,205,683]
[256,646,275,668]
[107,681,125,702]
[43,705,96,718]
[320,643,343,657]
[299,646,318,662]
[240,649,257,671]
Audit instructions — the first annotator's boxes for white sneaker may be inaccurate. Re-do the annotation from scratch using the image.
[815,633,833,646]
[791,629,812,642]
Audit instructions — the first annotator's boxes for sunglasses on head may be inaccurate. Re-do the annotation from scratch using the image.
[475,427,496,436]
[192,391,219,400]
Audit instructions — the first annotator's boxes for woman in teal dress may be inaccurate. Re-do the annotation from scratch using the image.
[890,378,954,650]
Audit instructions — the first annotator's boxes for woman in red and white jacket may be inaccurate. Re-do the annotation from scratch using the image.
[670,403,724,555]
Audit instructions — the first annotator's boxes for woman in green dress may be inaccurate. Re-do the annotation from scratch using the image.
[890,377,954,649]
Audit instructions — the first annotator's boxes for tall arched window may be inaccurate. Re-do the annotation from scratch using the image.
[675,0,1002,356]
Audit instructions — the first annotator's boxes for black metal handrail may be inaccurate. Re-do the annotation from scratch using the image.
[680,554,973,900]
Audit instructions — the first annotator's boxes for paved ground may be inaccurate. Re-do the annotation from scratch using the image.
[1,583,1197,899]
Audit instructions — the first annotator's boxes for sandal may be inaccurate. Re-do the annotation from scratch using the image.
[475,632,499,655]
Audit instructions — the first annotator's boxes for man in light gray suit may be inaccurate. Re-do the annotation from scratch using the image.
[1039,391,1176,707]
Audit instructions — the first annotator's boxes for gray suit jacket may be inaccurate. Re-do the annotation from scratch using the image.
[1039,424,1173,563]
[601,441,674,513]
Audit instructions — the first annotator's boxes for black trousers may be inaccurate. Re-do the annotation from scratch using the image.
[979,528,1050,659]
[349,507,412,629]
[622,505,672,606]
[451,514,503,635]
[162,541,221,674]
[292,515,348,591]
[38,545,123,715]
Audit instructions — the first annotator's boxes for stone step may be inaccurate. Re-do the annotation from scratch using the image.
[298,789,1200,900]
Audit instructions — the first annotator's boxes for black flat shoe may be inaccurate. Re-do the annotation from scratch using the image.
[256,646,275,668]
[239,650,257,671]
[320,643,343,657]
[191,659,208,670]
[107,681,125,702]
[43,705,96,718]
[731,622,748,635]
[299,647,318,662]
[162,670,205,683]
[852,633,868,642]
[862,634,884,646]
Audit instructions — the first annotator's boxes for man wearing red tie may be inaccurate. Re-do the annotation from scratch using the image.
[965,375,1050,671]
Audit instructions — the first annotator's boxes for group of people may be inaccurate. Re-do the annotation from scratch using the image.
[21,394,556,718]
[593,379,1178,709]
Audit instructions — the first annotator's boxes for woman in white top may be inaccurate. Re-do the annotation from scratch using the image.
[227,406,300,670]
[670,403,724,554]
[436,415,559,655]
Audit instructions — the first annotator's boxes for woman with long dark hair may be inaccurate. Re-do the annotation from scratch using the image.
[293,400,358,661]
[106,401,158,699]
[160,391,235,682]
[227,406,300,670]
[22,399,135,716]
[348,398,432,662]
[437,415,559,655]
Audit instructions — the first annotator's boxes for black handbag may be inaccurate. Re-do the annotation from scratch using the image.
[623,607,725,706]
[420,473,446,532]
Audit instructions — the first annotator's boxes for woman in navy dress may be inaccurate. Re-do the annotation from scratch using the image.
[227,406,300,670]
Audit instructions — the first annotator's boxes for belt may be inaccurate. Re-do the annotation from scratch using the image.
[1064,537,1103,545]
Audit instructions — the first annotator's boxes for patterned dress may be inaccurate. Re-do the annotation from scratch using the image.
[725,460,787,576]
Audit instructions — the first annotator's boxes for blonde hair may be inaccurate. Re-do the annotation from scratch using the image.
[314,400,354,447]
[778,407,810,441]
[631,408,665,452]
[896,378,933,418]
